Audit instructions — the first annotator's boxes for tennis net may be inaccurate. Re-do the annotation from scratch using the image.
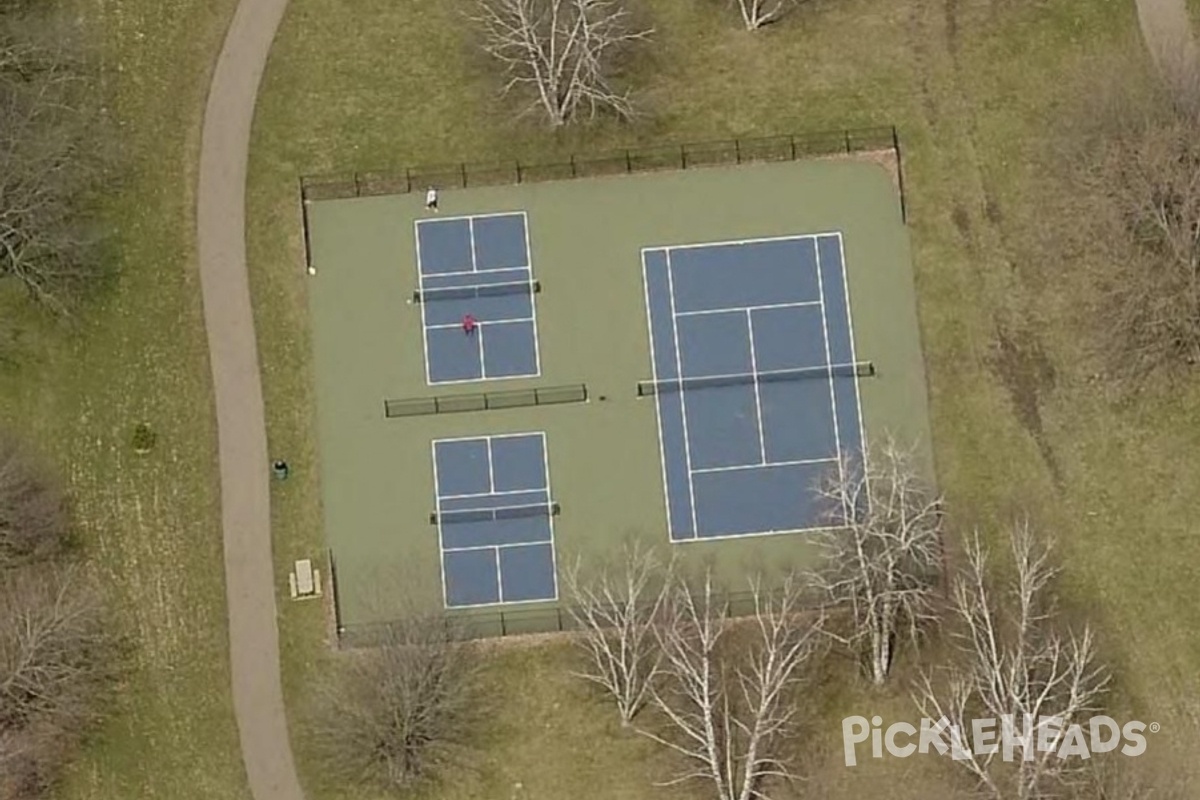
[413,280,540,303]
[637,361,874,396]
[431,501,560,525]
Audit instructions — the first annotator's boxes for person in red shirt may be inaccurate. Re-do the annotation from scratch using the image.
[462,314,477,336]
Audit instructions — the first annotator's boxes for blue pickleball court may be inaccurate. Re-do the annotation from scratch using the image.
[431,432,559,608]
[641,233,867,541]
[414,212,542,385]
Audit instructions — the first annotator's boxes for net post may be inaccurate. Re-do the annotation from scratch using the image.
[845,129,852,153]
[680,144,688,169]
[460,163,468,188]
[625,149,632,172]
[516,159,523,184]
[353,172,362,197]
[735,138,742,164]
[790,134,796,161]
[570,154,577,178]
[405,168,412,194]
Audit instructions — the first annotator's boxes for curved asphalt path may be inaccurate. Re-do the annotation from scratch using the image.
[196,0,305,798]
[1135,0,1198,73]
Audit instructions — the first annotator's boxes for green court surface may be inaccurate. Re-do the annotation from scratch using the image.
[304,157,932,635]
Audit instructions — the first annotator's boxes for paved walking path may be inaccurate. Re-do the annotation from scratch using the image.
[195,0,304,798]
[1135,0,1199,75]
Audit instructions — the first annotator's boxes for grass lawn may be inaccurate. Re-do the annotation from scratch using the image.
[2,0,1186,798]
[0,1,251,798]
[251,0,1200,796]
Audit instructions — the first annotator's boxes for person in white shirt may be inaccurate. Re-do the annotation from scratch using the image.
[425,186,438,212]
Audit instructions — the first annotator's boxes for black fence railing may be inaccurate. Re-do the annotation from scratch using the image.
[300,125,906,218]
[333,585,807,646]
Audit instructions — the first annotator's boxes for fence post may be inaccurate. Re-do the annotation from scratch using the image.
[570,154,577,178]
[500,611,508,637]
[680,144,688,169]
[625,149,632,172]
[892,126,908,224]
[405,168,412,194]
[516,159,523,184]
[460,163,468,188]
[734,139,741,164]
[845,130,852,153]
[353,172,362,197]
[790,135,796,161]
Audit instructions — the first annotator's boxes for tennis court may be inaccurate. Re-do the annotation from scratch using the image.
[431,432,558,608]
[641,234,867,541]
[415,212,541,384]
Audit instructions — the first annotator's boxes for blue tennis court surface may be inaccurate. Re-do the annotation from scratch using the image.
[415,212,541,384]
[432,433,558,608]
[642,233,865,541]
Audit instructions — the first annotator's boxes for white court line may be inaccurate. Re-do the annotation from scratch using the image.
[675,300,821,318]
[418,265,530,280]
[493,547,505,603]
[691,456,836,475]
[414,221,437,387]
[641,252,678,545]
[415,210,526,226]
[485,437,496,493]
[429,439,453,610]
[814,237,845,487]
[440,487,546,501]
[443,538,554,555]
[538,431,560,603]
[476,319,487,379]
[664,249,700,538]
[670,520,848,544]
[517,210,532,270]
[424,371,535,387]
[745,309,767,464]
[432,432,537,446]
[525,277,544,381]
[835,232,871,521]
[467,216,480,273]
[835,232,869,458]
[426,316,535,331]
[643,231,842,255]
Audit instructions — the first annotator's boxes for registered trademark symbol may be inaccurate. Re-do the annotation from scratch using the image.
[1149,722,1160,734]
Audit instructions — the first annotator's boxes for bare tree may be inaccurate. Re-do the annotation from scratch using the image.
[915,523,1110,800]
[0,11,108,314]
[564,540,669,725]
[641,570,824,800]
[1063,53,1200,380]
[0,433,69,570]
[0,565,117,800]
[728,0,798,31]
[809,437,943,685]
[308,612,482,792]
[470,0,653,126]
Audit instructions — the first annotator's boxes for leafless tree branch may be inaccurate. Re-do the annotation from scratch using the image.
[729,0,798,31]
[470,0,653,126]
[0,564,118,800]
[0,433,69,570]
[564,540,670,725]
[307,612,482,792]
[809,436,943,685]
[643,570,824,800]
[915,523,1110,800]
[0,11,109,315]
